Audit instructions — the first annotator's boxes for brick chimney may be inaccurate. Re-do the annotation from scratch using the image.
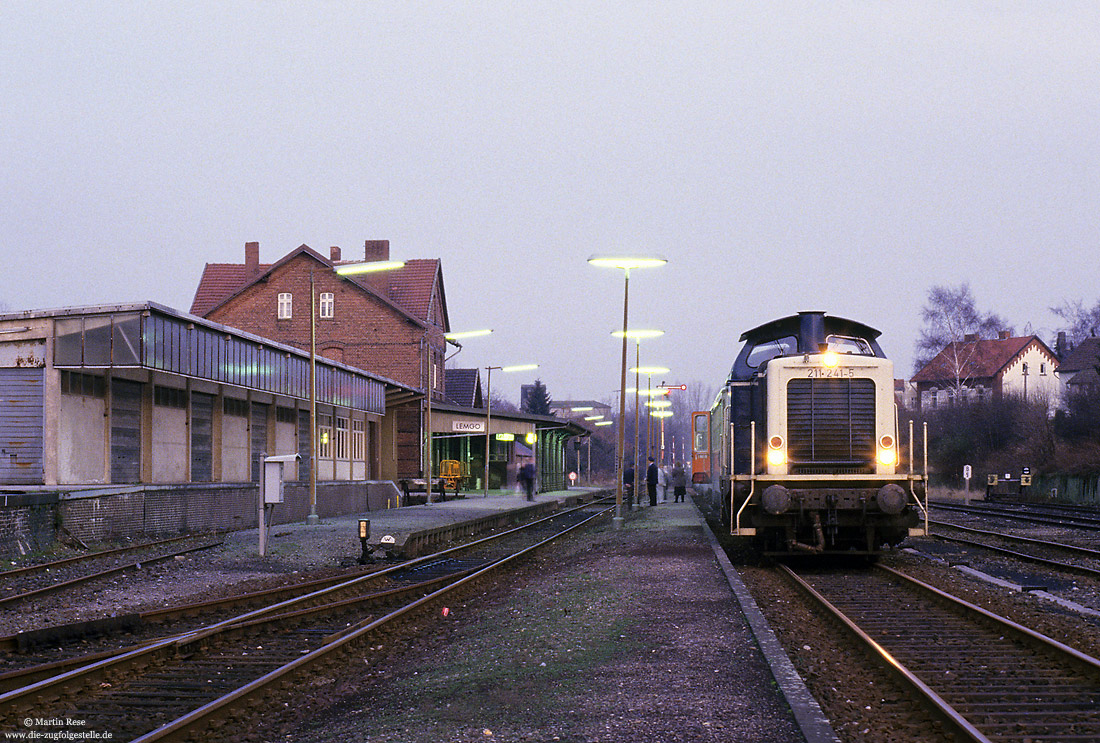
[964,333,979,342]
[998,330,1010,340]
[245,241,260,275]
[330,245,342,263]
[364,240,390,262]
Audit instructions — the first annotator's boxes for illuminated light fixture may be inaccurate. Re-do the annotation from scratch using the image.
[571,406,595,412]
[649,410,674,418]
[594,420,614,426]
[502,363,538,373]
[822,351,840,368]
[335,260,406,275]
[525,432,537,444]
[445,329,493,340]
[877,435,897,466]
[625,387,665,396]
[645,399,672,408]
[630,366,671,375]
[584,414,605,421]
[611,329,665,340]
[767,448,787,466]
[587,255,668,270]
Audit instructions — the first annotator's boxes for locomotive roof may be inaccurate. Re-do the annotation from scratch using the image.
[738,312,882,344]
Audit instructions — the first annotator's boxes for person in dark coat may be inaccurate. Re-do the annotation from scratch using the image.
[623,463,635,510]
[671,461,688,503]
[646,457,659,507]
[518,462,536,501]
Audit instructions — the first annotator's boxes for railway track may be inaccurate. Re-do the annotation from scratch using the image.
[782,563,1100,742]
[930,501,1100,531]
[0,534,224,609]
[0,500,612,741]
[929,519,1100,580]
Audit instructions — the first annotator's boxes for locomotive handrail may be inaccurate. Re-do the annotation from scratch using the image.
[903,418,930,536]
[733,420,756,535]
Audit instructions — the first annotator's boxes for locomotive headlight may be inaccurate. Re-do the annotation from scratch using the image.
[877,435,897,466]
[822,351,840,368]
[766,435,786,466]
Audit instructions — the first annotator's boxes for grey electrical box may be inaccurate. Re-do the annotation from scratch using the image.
[263,453,300,504]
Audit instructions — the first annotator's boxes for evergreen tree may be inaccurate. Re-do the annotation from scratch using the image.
[523,379,553,415]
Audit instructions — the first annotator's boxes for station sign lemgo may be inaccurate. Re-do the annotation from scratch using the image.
[452,420,486,433]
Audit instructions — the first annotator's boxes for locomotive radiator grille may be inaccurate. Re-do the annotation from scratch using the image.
[787,378,876,473]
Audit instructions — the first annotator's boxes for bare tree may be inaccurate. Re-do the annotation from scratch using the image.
[1051,298,1100,347]
[914,284,1011,396]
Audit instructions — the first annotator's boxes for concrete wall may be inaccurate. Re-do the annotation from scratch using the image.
[58,393,106,484]
[152,404,188,482]
[0,481,380,559]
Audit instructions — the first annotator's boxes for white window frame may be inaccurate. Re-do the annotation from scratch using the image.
[277,293,293,319]
[319,292,334,319]
[318,414,333,458]
[335,416,349,459]
[352,419,365,460]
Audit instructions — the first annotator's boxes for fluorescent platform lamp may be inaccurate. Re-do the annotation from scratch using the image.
[631,366,671,375]
[587,255,668,270]
[335,260,406,275]
[445,329,494,340]
[611,329,665,340]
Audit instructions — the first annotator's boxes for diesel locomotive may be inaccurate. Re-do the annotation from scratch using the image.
[692,312,928,554]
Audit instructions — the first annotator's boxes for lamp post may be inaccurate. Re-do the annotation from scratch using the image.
[613,329,663,509]
[588,255,667,527]
[646,407,673,464]
[483,363,538,496]
[306,258,405,524]
[632,364,670,478]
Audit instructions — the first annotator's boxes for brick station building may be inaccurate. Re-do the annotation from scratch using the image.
[192,240,448,479]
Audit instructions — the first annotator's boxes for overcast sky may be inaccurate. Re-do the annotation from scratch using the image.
[4,3,1099,405]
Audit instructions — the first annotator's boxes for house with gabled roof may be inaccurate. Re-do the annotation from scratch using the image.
[911,331,1060,410]
[191,240,449,478]
[1055,336,1100,397]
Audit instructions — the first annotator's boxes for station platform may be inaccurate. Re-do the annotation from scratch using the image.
[246,488,839,743]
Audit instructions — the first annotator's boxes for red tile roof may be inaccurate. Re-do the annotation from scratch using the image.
[358,258,441,323]
[190,263,272,316]
[190,249,443,325]
[911,335,1039,383]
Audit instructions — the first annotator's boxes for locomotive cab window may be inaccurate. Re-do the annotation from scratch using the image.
[825,334,874,356]
[746,336,797,368]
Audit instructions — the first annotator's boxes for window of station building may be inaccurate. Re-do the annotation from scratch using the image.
[1040,363,1047,375]
[335,416,349,459]
[60,370,106,398]
[276,407,297,424]
[352,419,365,460]
[277,293,293,320]
[224,397,249,418]
[319,292,334,318]
[154,386,188,409]
[318,414,333,458]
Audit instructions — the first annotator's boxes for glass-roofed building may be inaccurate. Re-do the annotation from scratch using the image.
[0,303,415,546]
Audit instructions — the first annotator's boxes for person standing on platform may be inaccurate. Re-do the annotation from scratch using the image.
[646,457,659,507]
[518,462,536,501]
[623,462,635,510]
[671,461,687,503]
